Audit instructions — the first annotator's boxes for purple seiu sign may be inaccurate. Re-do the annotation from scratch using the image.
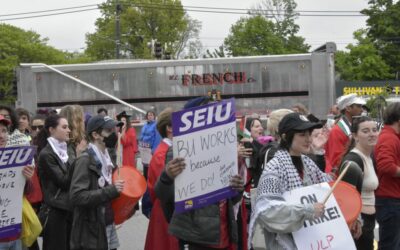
[172,98,238,214]
[0,146,35,240]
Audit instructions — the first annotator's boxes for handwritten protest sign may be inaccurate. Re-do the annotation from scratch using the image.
[172,98,238,213]
[283,182,356,250]
[0,146,35,240]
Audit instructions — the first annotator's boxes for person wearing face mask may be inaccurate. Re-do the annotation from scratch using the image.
[248,113,331,249]
[116,111,138,168]
[36,114,73,250]
[69,115,125,250]
[338,116,378,250]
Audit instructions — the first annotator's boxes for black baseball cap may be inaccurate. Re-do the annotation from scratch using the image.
[87,115,121,134]
[278,113,322,135]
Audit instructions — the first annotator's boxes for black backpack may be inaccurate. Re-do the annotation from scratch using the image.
[251,141,279,187]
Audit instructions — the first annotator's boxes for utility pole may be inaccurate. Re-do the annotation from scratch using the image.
[115,0,121,59]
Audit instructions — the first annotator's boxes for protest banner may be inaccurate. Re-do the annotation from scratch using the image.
[172,98,238,213]
[283,182,356,250]
[0,146,35,240]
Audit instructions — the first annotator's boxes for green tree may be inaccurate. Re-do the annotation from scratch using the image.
[362,0,400,77]
[251,0,310,53]
[0,24,71,105]
[224,15,287,56]
[175,16,202,58]
[85,0,200,60]
[203,45,226,58]
[335,29,393,81]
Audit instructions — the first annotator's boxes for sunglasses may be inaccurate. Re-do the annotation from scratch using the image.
[31,125,44,131]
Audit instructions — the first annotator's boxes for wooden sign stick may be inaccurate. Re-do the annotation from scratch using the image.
[322,161,352,205]
[116,132,123,179]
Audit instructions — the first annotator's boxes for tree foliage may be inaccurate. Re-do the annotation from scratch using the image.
[0,24,75,105]
[85,0,201,60]
[249,0,310,54]
[224,15,308,56]
[203,45,226,58]
[335,29,393,81]
[362,0,400,77]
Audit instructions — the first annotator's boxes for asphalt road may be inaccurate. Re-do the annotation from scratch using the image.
[116,210,149,250]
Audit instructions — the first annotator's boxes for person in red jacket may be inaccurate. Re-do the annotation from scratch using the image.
[374,102,400,250]
[116,111,138,168]
[144,108,179,250]
[324,93,365,174]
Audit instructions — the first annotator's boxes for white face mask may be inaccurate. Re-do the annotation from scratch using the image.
[361,111,368,116]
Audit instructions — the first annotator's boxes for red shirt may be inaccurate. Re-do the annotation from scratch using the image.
[325,124,350,173]
[375,126,400,199]
[145,140,179,250]
[120,127,138,168]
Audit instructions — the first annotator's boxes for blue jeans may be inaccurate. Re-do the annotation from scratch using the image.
[0,239,23,250]
[375,197,400,250]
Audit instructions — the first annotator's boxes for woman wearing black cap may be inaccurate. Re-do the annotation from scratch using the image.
[248,113,331,249]
[69,115,124,250]
[116,111,138,168]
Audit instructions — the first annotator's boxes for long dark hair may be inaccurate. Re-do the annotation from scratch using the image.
[343,116,374,156]
[35,114,63,154]
[0,105,19,133]
[118,115,131,132]
[279,130,299,151]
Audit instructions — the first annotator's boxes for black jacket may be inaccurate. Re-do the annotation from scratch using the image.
[155,148,241,245]
[69,148,120,250]
[38,144,75,211]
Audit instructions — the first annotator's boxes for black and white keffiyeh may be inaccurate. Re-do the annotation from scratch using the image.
[248,149,331,249]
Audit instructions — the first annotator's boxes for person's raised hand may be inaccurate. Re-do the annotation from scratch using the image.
[114,179,125,193]
[22,165,35,180]
[166,157,186,179]
[230,175,244,192]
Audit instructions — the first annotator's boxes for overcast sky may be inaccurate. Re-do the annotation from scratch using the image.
[1,0,369,53]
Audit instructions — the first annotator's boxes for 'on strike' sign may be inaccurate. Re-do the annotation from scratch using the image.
[172,98,238,213]
[283,182,356,250]
[0,146,35,240]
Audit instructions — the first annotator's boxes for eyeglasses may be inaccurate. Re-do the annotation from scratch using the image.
[31,125,44,131]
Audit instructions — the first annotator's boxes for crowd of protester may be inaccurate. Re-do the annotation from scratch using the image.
[0,92,399,250]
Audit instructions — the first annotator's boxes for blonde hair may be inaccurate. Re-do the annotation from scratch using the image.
[292,103,309,115]
[59,105,85,145]
[267,109,293,138]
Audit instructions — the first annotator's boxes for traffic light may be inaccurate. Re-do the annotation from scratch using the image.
[164,52,171,60]
[154,42,163,59]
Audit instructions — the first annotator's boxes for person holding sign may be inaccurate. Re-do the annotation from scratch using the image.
[139,111,161,179]
[37,115,74,250]
[69,115,124,250]
[0,115,34,250]
[249,113,331,249]
[155,98,245,250]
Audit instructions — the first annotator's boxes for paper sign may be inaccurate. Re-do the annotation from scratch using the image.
[0,146,35,240]
[138,142,152,164]
[283,182,356,250]
[172,98,238,213]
